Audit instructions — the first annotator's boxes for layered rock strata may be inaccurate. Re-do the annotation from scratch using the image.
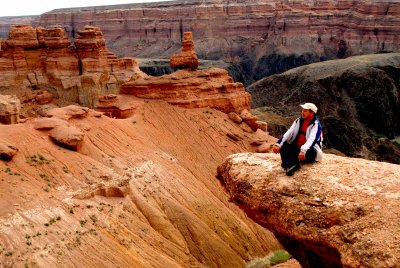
[0,25,145,108]
[32,0,400,83]
[217,152,400,267]
[120,68,250,114]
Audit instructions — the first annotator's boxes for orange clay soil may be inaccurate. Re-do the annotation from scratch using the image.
[0,100,283,267]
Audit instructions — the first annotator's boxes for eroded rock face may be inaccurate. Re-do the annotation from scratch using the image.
[6,24,39,48]
[120,68,250,114]
[0,95,21,124]
[35,90,53,105]
[217,152,400,268]
[170,32,199,70]
[0,25,146,108]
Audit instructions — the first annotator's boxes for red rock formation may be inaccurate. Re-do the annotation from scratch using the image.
[218,152,400,267]
[96,94,143,118]
[49,125,85,151]
[0,25,145,108]
[6,24,39,48]
[170,32,198,70]
[0,141,18,161]
[120,67,250,114]
[94,30,251,116]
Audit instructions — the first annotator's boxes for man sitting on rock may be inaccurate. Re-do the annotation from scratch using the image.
[272,103,323,176]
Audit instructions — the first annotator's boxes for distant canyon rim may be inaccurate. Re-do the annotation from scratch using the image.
[1,0,400,86]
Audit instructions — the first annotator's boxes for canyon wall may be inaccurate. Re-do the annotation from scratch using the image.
[31,0,400,84]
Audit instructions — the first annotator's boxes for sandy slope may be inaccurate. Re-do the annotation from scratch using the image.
[0,100,282,267]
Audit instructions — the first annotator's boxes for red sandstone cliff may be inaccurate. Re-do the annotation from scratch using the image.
[36,0,400,61]
[0,25,145,109]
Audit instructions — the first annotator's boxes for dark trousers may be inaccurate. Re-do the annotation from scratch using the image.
[280,142,317,168]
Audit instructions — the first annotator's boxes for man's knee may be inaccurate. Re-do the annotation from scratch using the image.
[305,148,317,163]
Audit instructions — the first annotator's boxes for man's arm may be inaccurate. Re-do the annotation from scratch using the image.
[273,119,299,153]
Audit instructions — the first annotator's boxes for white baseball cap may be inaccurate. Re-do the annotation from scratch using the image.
[300,103,318,113]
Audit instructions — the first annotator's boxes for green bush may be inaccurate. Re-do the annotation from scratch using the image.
[269,249,291,265]
[246,249,291,268]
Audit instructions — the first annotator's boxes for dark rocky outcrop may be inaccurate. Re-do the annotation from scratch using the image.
[248,53,400,163]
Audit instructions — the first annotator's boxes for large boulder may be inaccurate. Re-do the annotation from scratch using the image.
[49,125,85,151]
[0,141,18,161]
[217,152,400,267]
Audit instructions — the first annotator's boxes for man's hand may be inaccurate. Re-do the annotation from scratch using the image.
[272,145,280,154]
[298,151,306,161]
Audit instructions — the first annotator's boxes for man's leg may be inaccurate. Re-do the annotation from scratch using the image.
[304,147,317,163]
[280,142,300,169]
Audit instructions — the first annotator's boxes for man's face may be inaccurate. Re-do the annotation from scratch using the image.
[301,109,313,119]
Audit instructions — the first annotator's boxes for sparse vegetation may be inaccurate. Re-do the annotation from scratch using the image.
[44,216,61,227]
[89,214,97,224]
[62,166,70,173]
[0,167,21,176]
[5,251,13,256]
[26,154,52,166]
[246,250,291,268]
